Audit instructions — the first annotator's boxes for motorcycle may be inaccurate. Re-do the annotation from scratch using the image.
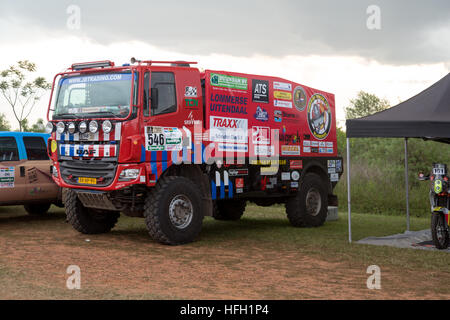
[418,163,450,249]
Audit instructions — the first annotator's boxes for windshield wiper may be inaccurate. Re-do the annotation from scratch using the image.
[54,113,81,120]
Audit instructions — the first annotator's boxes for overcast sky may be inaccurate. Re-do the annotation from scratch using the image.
[0,0,449,129]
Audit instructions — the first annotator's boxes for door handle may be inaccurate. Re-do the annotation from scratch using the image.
[20,166,25,177]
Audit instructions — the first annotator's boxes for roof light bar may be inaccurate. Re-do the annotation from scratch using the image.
[71,60,115,70]
[130,57,197,66]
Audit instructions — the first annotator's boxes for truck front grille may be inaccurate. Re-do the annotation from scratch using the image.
[60,159,117,187]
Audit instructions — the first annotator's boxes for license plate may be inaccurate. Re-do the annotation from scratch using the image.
[433,168,445,175]
[78,177,97,184]
[80,132,93,140]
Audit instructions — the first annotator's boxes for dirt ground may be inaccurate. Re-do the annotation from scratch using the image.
[0,207,449,300]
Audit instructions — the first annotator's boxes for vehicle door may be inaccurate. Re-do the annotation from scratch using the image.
[21,136,59,202]
[0,136,25,205]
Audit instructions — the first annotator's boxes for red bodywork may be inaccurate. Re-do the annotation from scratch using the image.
[47,61,338,192]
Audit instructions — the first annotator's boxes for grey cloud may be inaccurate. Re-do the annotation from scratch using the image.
[1,0,449,65]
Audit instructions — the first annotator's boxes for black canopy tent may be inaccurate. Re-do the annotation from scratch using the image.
[345,73,450,242]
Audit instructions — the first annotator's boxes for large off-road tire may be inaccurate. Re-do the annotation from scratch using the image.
[65,189,120,234]
[285,173,328,227]
[213,200,246,221]
[144,176,204,245]
[431,213,449,249]
[24,203,51,215]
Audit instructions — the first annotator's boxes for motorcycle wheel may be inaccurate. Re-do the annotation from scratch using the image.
[431,213,450,249]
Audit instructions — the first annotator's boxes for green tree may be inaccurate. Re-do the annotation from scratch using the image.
[345,91,390,119]
[16,118,45,133]
[0,61,51,131]
[0,113,11,131]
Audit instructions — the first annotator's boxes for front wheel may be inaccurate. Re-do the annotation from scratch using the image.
[65,189,120,234]
[431,213,449,249]
[144,176,204,245]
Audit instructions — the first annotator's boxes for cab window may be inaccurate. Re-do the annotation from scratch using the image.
[0,137,19,161]
[151,72,177,116]
[23,137,49,160]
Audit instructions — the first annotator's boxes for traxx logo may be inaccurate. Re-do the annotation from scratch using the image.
[213,118,243,129]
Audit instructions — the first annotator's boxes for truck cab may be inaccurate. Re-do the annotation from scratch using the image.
[0,132,61,214]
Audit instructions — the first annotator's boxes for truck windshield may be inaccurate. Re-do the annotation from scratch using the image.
[53,72,134,119]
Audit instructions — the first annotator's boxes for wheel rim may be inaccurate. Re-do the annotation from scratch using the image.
[169,195,193,229]
[436,216,447,245]
[306,188,322,216]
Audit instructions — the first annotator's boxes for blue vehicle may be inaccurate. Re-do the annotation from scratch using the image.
[0,132,61,214]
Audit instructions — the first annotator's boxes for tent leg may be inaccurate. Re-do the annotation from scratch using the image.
[347,138,352,243]
[405,138,410,232]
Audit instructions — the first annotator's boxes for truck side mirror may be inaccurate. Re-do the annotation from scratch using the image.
[151,88,158,111]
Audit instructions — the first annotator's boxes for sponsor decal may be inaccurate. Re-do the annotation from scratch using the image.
[326,141,333,147]
[303,146,311,153]
[273,81,292,91]
[228,168,249,176]
[281,172,291,181]
[328,160,336,168]
[330,173,339,182]
[0,166,14,188]
[291,171,300,181]
[254,106,269,122]
[281,145,301,156]
[210,116,248,144]
[274,90,292,100]
[291,181,299,188]
[252,79,269,103]
[261,166,278,175]
[185,98,199,109]
[185,86,197,97]
[303,140,311,147]
[280,126,299,144]
[293,86,307,111]
[236,178,244,193]
[210,93,248,114]
[319,147,326,153]
[145,126,183,151]
[252,126,270,145]
[326,147,334,153]
[280,110,298,122]
[250,159,286,165]
[319,141,326,147]
[336,160,342,172]
[290,160,303,169]
[184,111,202,125]
[274,99,293,108]
[311,141,319,147]
[307,93,332,140]
[328,167,336,174]
[254,145,274,156]
[218,143,248,152]
[311,147,319,153]
[65,73,131,84]
[210,73,248,90]
[274,110,282,122]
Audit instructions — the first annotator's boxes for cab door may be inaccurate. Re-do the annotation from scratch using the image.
[0,136,25,205]
[142,67,203,155]
[21,136,59,202]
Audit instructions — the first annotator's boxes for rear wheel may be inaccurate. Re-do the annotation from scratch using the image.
[144,176,204,245]
[431,213,449,249]
[24,203,51,215]
[286,173,328,227]
[213,200,246,221]
[65,189,120,234]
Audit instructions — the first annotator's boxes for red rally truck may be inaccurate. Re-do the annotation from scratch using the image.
[46,59,343,245]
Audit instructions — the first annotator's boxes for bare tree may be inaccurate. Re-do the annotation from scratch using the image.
[0,61,51,131]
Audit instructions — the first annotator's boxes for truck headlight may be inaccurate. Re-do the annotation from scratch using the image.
[79,121,87,133]
[89,120,98,133]
[102,120,112,133]
[56,122,65,134]
[68,122,76,134]
[45,122,54,133]
[119,169,140,181]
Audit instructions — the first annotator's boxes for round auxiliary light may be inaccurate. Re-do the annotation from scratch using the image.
[79,121,87,134]
[68,122,76,134]
[89,120,98,133]
[45,122,54,134]
[102,120,113,133]
[56,121,65,134]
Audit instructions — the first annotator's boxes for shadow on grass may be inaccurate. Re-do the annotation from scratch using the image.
[0,210,66,225]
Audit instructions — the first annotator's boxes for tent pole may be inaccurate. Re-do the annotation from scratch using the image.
[404,138,410,232]
[347,138,352,243]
